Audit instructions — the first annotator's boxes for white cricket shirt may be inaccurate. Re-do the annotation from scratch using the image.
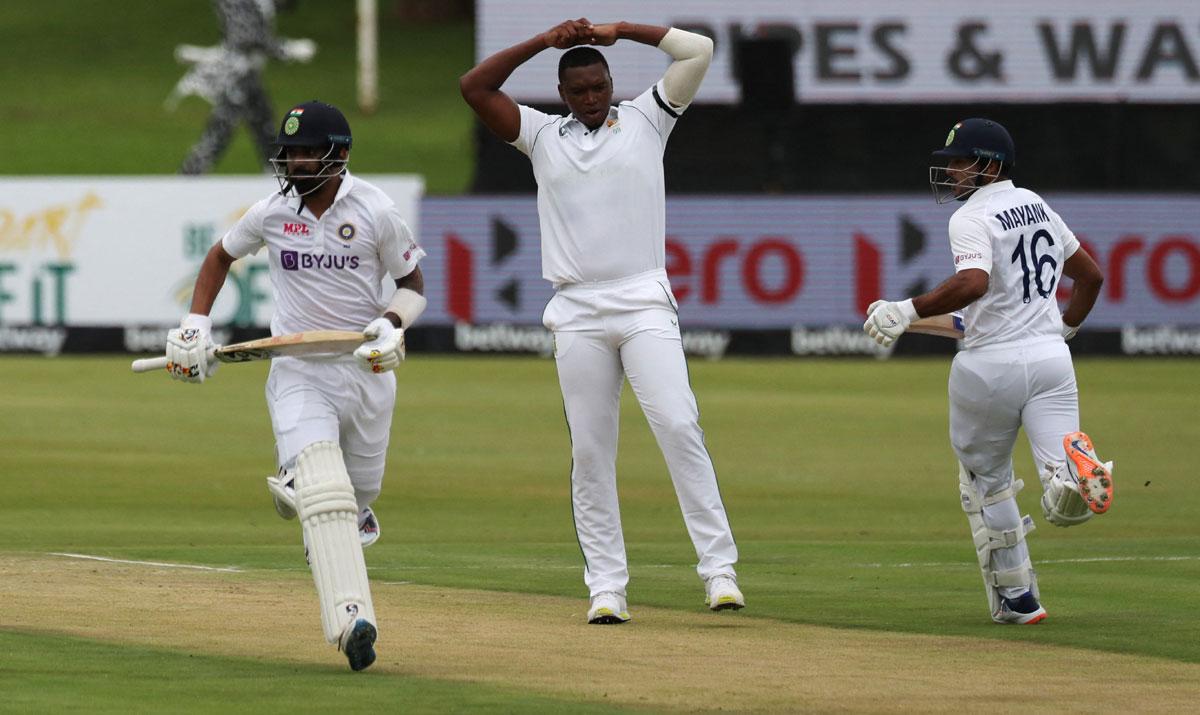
[221,172,425,336]
[511,80,684,286]
[948,180,1080,349]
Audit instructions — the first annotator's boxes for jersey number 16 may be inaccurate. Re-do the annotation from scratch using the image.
[1011,229,1057,304]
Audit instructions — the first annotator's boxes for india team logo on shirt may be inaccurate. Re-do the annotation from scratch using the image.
[337,223,356,241]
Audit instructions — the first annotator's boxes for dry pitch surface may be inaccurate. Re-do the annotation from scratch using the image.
[4,554,1197,713]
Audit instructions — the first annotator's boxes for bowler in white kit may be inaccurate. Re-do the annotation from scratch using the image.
[864,118,1115,624]
[163,100,427,669]
[461,19,743,623]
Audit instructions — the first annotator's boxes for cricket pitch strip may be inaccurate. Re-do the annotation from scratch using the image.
[3,554,1197,712]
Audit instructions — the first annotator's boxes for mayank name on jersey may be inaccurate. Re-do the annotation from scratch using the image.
[994,202,1050,232]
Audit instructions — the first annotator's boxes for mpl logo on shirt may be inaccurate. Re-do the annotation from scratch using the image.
[282,222,311,236]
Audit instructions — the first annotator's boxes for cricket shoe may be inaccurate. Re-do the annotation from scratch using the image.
[587,592,631,624]
[1064,431,1114,514]
[992,591,1047,625]
[704,574,745,611]
[359,507,380,548]
[339,618,378,672]
[266,472,297,520]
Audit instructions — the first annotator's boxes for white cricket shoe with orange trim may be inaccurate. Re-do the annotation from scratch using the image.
[993,591,1047,625]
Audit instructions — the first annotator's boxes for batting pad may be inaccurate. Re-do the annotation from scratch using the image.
[1040,465,1093,527]
[295,441,377,644]
[958,464,1038,617]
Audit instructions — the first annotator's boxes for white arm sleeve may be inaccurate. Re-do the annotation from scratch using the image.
[220,198,269,258]
[657,28,713,108]
[377,206,426,280]
[948,212,993,274]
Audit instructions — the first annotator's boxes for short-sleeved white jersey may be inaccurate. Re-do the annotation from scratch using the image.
[221,172,425,336]
[948,180,1080,349]
[510,80,684,286]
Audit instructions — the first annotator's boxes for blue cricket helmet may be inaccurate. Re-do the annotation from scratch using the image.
[932,118,1014,168]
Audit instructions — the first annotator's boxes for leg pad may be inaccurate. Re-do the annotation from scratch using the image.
[295,441,377,644]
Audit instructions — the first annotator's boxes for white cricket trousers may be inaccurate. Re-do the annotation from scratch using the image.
[949,337,1078,597]
[543,268,738,597]
[265,355,397,512]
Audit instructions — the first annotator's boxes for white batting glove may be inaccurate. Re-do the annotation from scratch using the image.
[863,298,918,347]
[354,317,405,373]
[1062,318,1079,341]
[165,313,218,383]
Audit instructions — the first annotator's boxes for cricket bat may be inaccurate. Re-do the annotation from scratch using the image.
[907,313,965,339]
[130,330,368,373]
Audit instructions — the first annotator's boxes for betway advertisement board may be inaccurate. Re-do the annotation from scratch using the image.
[478,0,1200,104]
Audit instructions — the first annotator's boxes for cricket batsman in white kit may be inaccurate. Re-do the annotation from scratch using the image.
[163,100,427,669]
[461,19,743,623]
[864,118,1115,624]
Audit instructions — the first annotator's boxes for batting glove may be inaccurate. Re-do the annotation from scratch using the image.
[863,299,918,347]
[165,313,218,383]
[354,317,405,373]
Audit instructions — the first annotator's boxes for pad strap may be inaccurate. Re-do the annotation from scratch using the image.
[972,514,1036,561]
[962,478,1025,513]
[982,479,1024,507]
[985,559,1035,588]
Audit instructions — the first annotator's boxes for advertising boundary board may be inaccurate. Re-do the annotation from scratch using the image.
[3,185,1197,358]
[4,324,1200,359]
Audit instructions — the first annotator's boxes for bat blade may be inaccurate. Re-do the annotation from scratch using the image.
[131,329,368,373]
[907,313,964,339]
[215,330,368,362]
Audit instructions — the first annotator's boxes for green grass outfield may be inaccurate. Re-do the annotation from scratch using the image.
[1,1,474,192]
[1,355,1197,712]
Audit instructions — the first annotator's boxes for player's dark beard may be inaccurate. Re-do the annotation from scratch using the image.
[290,174,324,196]
[288,162,342,196]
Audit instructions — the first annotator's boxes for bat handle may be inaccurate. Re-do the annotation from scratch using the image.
[131,356,170,373]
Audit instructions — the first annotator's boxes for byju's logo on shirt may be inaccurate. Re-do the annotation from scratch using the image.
[280,250,360,271]
[283,223,311,236]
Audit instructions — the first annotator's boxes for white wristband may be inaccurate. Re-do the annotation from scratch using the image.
[385,288,427,328]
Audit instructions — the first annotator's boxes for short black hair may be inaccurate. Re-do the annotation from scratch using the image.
[558,47,610,81]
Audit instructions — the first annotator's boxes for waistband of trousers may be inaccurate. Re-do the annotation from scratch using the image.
[965,333,1063,354]
[554,268,669,294]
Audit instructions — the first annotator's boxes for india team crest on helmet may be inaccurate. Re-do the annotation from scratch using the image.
[337,223,356,241]
[284,107,305,135]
